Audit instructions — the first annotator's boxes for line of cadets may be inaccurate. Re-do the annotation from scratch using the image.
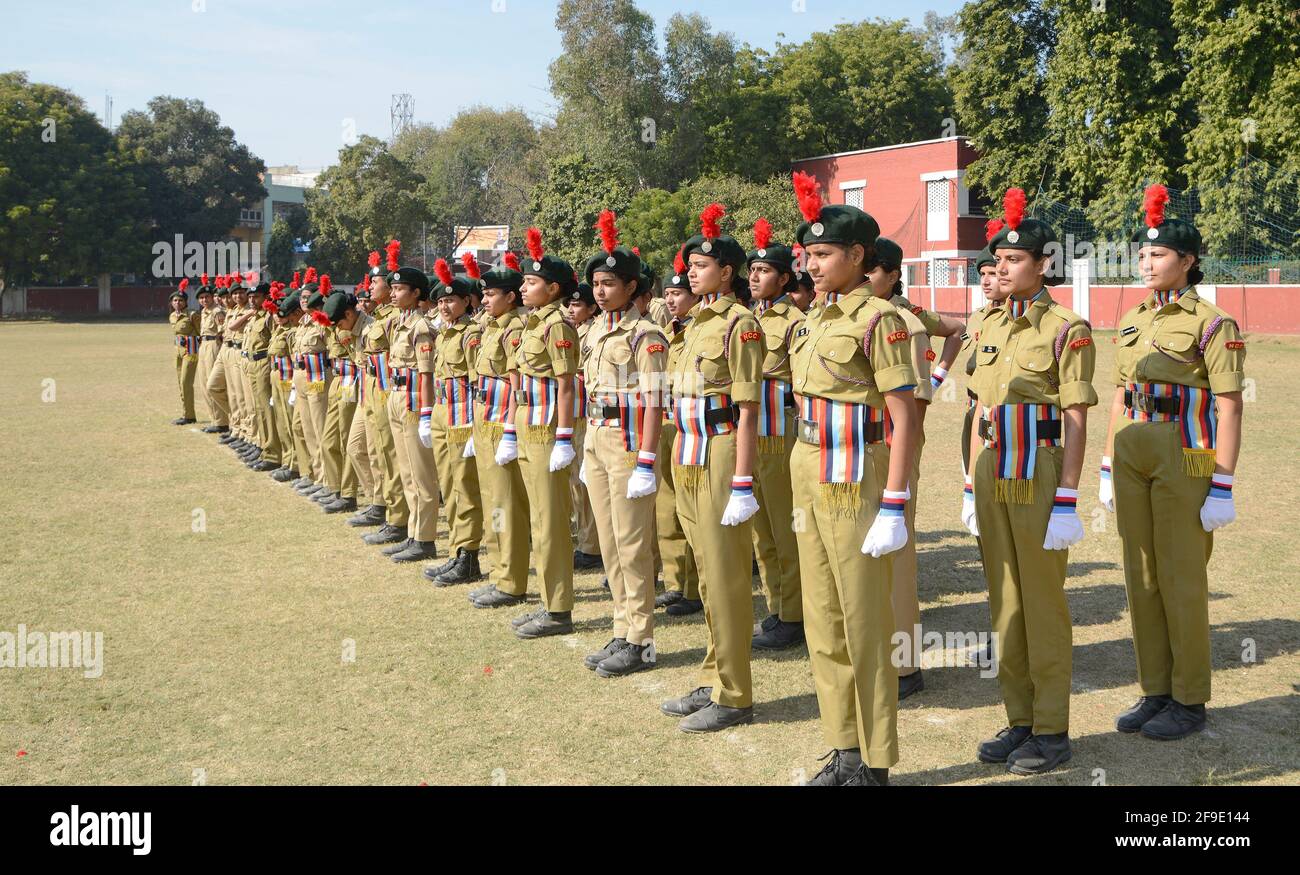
[167,178,1244,785]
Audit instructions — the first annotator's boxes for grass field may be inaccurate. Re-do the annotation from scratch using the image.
[1,319,1297,786]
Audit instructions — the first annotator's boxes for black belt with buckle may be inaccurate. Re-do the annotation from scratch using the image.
[392,373,410,387]
[513,389,530,405]
[978,418,1062,442]
[703,404,738,428]
[225,341,237,348]
[1124,389,1179,416]
[250,351,268,362]
[201,335,219,341]
[784,390,796,409]
[591,404,622,420]
[797,417,884,446]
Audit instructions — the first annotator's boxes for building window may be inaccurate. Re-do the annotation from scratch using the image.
[926,180,949,241]
[931,258,950,286]
[843,186,863,208]
[239,208,263,227]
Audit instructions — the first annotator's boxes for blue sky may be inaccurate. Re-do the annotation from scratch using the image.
[2,0,964,169]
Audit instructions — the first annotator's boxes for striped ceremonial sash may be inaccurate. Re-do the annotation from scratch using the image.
[1124,381,1217,476]
[573,372,588,419]
[335,358,359,387]
[593,391,646,454]
[758,379,790,438]
[477,376,511,424]
[176,336,200,355]
[302,352,328,383]
[800,395,880,485]
[368,353,392,391]
[522,375,557,429]
[438,376,474,427]
[273,355,293,382]
[391,367,418,411]
[983,403,1062,502]
[672,394,734,468]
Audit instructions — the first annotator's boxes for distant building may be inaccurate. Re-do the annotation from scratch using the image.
[228,166,322,267]
[452,225,510,270]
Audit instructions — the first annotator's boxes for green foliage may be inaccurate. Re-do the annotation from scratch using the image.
[267,217,295,280]
[527,152,634,268]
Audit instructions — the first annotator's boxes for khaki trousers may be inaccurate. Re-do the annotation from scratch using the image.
[431,401,482,554]
[656,421,699,599]
[516,412,574,612]
[753,415,802,621]
[174,347,197,420]
[346,382,378,507]
[474,414,530,596]
[570,422,601,554]
[198,338,227,426]
[248,358,280,464]
[272,375,296,471]
[387,392,440,543]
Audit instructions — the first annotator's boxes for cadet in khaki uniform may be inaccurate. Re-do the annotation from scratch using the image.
[654,253,703,616]
[1101,186,1245,741]
[314,276,355,511]
[195,277,229,433]
[212,281,237,444]
[342,274,380,516]
[422,256,485,586]
[168,279,200,424]
[786,176,919,786]
[966,188,1096,776]
[223,276,252,449]
[287,278,317,489]
[567,281,604,570]
[745,219,806,651]
[358,245,411,545]
[868,237,966,699]
[316,288,367,511]
[503,230,581,640]
[382,266,441,564]
[578,219,669,677]
[293,274,333,497]
[659,203,764,733]
[468,253,532,610]
[961,225,1011,478]
[242,282,282,472]
[268,288,301,482]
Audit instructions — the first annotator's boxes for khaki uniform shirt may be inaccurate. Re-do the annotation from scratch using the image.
[199,306,223,338]
[1113,289,1245,394]
[646,296,671,329]
[244,307,273,355]
[756,296,805,385]
[789,285,916,406]
[475,310,525,382]
[386,308,436,375]
[671,293,763,402]
[583,307,668,410]
[891,293,942,403]
[972,289,1097,410]
[434,314,482,381]
[514,300,579,379]
[170,310,200,338]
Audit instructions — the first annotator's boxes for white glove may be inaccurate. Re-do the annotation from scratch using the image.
[720,477,759,526]
[495,430,518,466]
[862,489,910,557]
[1200,474,1236,532]
[929,365,948,391]
[548,429,575,472]
[961,478,979,537]
[288,387,296,406]
[1043,488,1084,550]
[268,395,274,408]
[578,458,588,485]
[462,436,475,458]
[418,408,433,449]
[626,452,658,499]
[1098,456,1115,513]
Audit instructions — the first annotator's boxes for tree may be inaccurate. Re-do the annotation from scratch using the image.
[115,96,266,251]
[305,135,427,278]
[950,0,1056,210]
[267,217,295,279]
[654,13,738,189]
[527,151,635,267]
[0,71,150,285]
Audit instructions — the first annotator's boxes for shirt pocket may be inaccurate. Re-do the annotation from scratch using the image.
[1155,330,1198,363]
[520,332,549,369]
[975,344,1000,368]
[694,335,730,385]
[817,333,870,388]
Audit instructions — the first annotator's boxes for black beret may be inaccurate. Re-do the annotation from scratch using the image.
[874,237,904,271]
[568,281,595,306]
[584,246,642,285]
[975,246,998,270]
[248,282,271,296]
[479,266,523,294]
[795,204,880,250]
[322,291,358,324]
[277,291,301,317]
[523,254,576,289]
[747,242,796,272]
[682,233,747,270]
[387,266,430,294]
[1132,218,1201,257]
[988,218,1064,285]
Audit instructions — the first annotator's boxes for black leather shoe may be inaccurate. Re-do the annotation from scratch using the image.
[391,540,438,563]
[424,551,459,580]
[511,606,547,628]
[977,725,1033,764]
[273,468,299,482]
[679,702,754,733]
[201,425,221,433]
[584,638,627,670]
[1116,695,1173,733]
[470,583,499,602]
[313,490,339,504]
[433,549,482,585]
[844,765,889,786]
[364,525,407,546]
[655,590,683,609]
[660,687,714,717]
[806,748,864,786]
[573,550,603,571]
[218,434,237,444]
[1007,732,1072,775]
[898,670,925,701]
[1140,701,1205,741]
[172,417,195,425]
[753,614,780,636]
[753,618,805,650]
[381,537,414,556]
[665,597,703,616]
[514,610,573,639]
[323,497,357,514]
[472,587,527,610]
[596,642,655,678]
[293,479,318,494]
[252,460,279,473]
[348,505,386,527]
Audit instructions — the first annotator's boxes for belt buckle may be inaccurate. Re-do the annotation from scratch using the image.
[797,418,819,445]
[978,419,994,442]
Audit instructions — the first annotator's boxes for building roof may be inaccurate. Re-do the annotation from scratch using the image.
[793,135,970,164]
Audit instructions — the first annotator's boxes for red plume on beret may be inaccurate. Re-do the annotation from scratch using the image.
[596,210,619,255]
[262,299,278,313]
[792,171,823,223]
[178,278,189,291]
[984,218,1005,242]
[674,248,687,276]
[319,275,332,296]
[526,227,544,262]
[358,274,370,292]
[290,272,300,289]
[753,218,772,251]
[461,252,481,280]
[306,267,320,285]
[1143,183,1169,229]
[368,250,381,270]
[503,251,520,271]
[385,240,401,272]
[1003,188,1027,231]
[246,271,258,285]
[311,309,332,326]
[201,273,209,287]
[214,276,225,289]
[700,203,725,239]
[434,258,454,287]
[632,245,641,256]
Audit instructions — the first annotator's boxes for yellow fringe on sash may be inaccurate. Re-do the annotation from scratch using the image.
[524,424,553,444]
[449,425,473,446]
[674,463,705,491]
[757,435,786,456]
[820,482,861,518]
[306,380,326,396]
[995,478,1035,504]
[184,354,198,362]
[624,452,639,468]
[477,420,504,442]
[1183,448,1217,478]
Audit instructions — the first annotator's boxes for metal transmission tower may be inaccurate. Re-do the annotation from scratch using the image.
[391,94,413,142]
